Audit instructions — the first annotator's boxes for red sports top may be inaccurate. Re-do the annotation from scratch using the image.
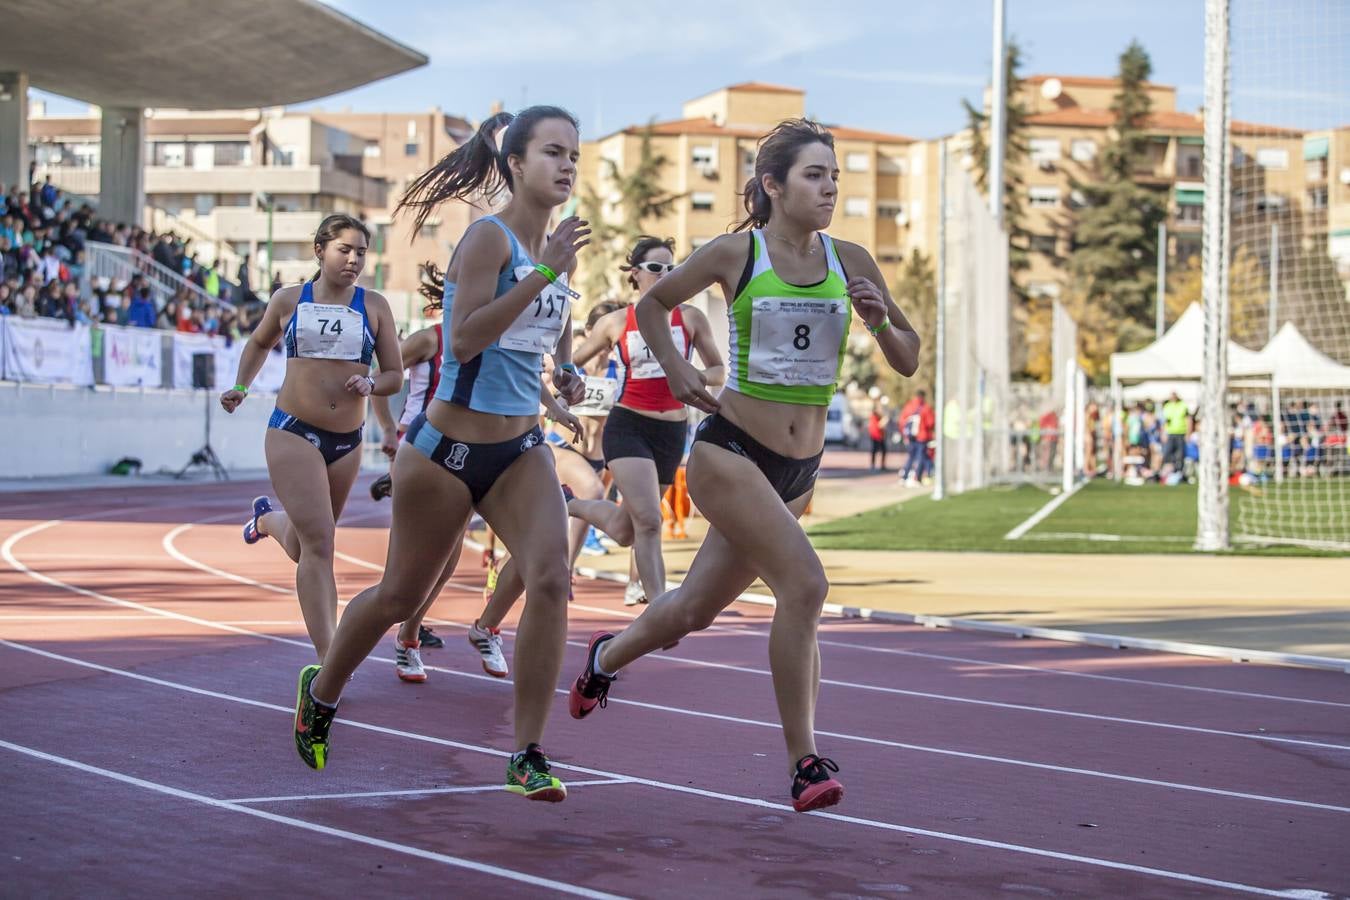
[616,304,692,413]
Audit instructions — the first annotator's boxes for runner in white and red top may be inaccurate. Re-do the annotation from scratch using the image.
[567,236,725,606]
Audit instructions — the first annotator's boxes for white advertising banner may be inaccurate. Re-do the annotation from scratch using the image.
[2,318,94,385]
[172,332,227,389]
[216,340,287,394]
[102,325,164,387]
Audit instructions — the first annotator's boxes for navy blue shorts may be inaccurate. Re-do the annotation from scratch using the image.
[268,408,362,466]
[693,413,821,504]
[406,412,545,506]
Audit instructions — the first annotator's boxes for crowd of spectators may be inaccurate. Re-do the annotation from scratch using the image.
[0,178,265,340]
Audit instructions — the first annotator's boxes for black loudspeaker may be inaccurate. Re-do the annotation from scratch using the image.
[192,352,215,390]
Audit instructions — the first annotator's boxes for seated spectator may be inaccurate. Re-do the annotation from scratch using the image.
[126,287,157,328]
[157,298,180,331]
[0,283,11,314]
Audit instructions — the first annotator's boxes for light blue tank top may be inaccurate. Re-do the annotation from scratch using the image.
[435,216,570,416]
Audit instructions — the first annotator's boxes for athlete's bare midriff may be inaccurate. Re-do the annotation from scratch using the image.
[715,388,827,459]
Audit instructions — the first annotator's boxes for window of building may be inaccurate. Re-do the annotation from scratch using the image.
[1029,186,1060,208]
[1307,185,1328,209]
[404,143,419,157]
[692,145,717,168]
[844,197,870,218]
[1175,204,1204,225]
[877,201,906,223]
[194,194,214,217]
[845,152,870,173]
[1030,234,1058,255]
[158,143,186,168]
[216,193,251,207]
[690,192,715,212]
[1256,148,1289,170]
[878,155,907,175]
[363,144,382,159]
[1030,138,1061,164]
[741,149,755,179]
[192,143,215,171]
[214,142,250,167]
[1070,139,1097,162]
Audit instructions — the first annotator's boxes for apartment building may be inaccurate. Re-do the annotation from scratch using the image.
[29,104,474,316]
[578,82,926,310]
[995,74,1340,303]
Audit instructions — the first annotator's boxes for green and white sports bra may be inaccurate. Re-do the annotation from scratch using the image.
[724,229,852,407]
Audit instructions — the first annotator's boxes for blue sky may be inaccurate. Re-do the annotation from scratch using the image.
[33,0,1346,136]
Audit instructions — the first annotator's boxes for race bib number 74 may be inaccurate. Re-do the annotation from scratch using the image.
[747,296,848,387]
[295,302,364,360]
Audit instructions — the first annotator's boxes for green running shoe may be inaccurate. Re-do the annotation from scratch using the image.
[294,665,337,771]
[505,743,567,802]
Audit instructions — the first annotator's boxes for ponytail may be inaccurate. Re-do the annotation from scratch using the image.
[397,112,514,236]
[396,105,581,237]
[417,260,445,312]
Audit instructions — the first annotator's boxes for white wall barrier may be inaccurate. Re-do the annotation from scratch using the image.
[0,381,275,477]
[170,333,285,393]
[0,318,95,386]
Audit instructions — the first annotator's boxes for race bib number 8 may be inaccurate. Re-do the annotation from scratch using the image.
[572,375,619,417]
[624,327,688,381]
[296,303,364,360]
[500,266,571,354]
[747,296,848,387]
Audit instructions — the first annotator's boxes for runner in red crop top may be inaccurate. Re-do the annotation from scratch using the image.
[570,236,724,607]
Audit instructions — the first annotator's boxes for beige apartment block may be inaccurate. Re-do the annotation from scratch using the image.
[577,82,922,323]
[29,104,476,319]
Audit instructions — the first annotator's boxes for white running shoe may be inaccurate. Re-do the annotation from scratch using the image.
[623,581,645,607]
[467,622,508,677]
[394,640,426,683]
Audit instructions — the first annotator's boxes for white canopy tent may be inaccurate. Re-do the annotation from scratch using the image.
[1108,303,1272,479]
[1245,321,1350,391]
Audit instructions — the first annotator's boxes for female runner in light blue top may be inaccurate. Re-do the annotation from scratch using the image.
[294,107,590,803]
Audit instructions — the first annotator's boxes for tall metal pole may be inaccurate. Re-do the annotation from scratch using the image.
[1268,221,1279,341]
[988,0,1008,227]
[266,200,274,290]
[933,140,948,501]
[1197,0,1231,552]
[1156,221,1168,337]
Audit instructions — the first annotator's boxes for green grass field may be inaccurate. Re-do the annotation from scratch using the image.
[807,480,1345,557]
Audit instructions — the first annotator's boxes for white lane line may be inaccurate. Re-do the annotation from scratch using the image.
[0,642,1328,900]
[168,530,1350,753]
[7,610,1349,819]
[1004,480,1087,541]
[347,537,1350,710]
[226,779,630,804]
[14,525,1350,812]
[811,637,1350,709]
[0,739,623,900]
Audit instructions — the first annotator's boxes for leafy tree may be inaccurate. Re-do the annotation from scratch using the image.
[576,125,682,312]
[1067,39,1170,357]
[873,249,937,402]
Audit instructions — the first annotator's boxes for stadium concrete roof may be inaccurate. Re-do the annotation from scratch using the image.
[0,0,427,110]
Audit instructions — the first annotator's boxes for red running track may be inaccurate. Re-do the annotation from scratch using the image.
[1,479,1347,898]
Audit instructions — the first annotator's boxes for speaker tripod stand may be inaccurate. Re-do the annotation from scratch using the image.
[176,352,229,481]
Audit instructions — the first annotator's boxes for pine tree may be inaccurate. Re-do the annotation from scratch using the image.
[576,125,682,312]
[1067,39,1170,370]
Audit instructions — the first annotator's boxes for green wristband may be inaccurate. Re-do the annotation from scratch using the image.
[866,318,891,337]
[233,384,249,394]
[534,263,558,283]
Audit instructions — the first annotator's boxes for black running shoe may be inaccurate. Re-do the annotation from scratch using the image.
[417,624,444,648]
[568,630,615,719]
[294,665,337,770]
[369,472,393,502]
[791,754,843,812]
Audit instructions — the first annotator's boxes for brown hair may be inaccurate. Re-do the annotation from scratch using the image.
[585,299,624,331]
[396,105,580,236]
[733,119,835,232]
[309,214,370,283]
[618,235,676,290]
[417,261,445,312]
